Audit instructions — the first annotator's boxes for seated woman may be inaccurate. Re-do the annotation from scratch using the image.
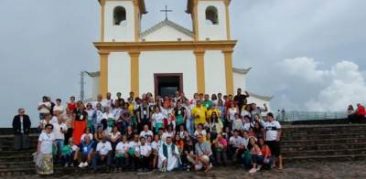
[94,126,106,143]
[78,135,95,168]
[194,124,207,141]
[258,138,272,170]
[248,137,263,174]
[80,127,93,143]
[61,138,79,167]
[151,135,162,169]
[182,136,195,171]
[127,134,140,170]
[115,135,129,171]
[212,134,228,166]
[109,126,121,149]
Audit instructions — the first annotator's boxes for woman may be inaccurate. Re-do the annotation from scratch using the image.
[36,124,55,175]
[80,127,93,142]
[102,106,115,134]
[227,103,238,127]
[208,112,223,137]
[151,106,165,134]
[85,103,96,133]
[126,126,135,141]
[151,135,162,169]
[72,101,88,145]
[232,113,243,131]
[110,126,121,149]
[61,138,79,167]
[194,124,207,141]
[212,134,228,166]
[94,126,106,143]
[259,138,272,170]
[249,137,263,174]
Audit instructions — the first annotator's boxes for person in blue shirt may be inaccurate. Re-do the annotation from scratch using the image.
[78,135,95,168]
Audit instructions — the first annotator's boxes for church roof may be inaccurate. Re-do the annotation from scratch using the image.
[233,67,252,74]
[141,19,194,38]
[248,91,273,101]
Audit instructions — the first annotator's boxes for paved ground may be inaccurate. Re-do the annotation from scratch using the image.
[5,161,366,179]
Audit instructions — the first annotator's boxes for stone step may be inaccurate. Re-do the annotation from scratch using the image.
[283,154,366,163]
[0,154,33,162]
[282,133,366,140]
[281,137,366,145]
[0,161,34,169]
[283,148,366,157]
[282,142,366,151]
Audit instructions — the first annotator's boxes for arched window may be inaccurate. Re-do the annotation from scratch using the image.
[113,6,126,25]
[205,6,219,25]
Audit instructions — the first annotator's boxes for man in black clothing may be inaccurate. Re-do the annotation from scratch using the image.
[12,108,31,150]
[233,88,250,115]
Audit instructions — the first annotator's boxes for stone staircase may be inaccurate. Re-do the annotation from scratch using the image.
[0,124,365,176]
[282,124,366,163]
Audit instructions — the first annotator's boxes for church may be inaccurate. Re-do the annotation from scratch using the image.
[90,0,272,107]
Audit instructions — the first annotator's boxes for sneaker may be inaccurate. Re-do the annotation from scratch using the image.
[78,163,84,168]
[64,164,68,168]
[249,168,257,174]
[84,162,89,168]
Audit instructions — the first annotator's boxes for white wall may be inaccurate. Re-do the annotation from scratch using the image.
[108,52,131,98]
[139,51,197,98]
[233,72,246,92]
[197,1,227,40]
[142,25,193,41]
[105,1,135,42]
[204,50,226,95]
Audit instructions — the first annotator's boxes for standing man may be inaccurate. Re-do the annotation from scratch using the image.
[233,88,250,115]
[192,100,207,127]
[12,108,31,150]
[260,112,283,170]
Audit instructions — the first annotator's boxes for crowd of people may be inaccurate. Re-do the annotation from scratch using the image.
[347,103,366,123]
[14,88,284,176]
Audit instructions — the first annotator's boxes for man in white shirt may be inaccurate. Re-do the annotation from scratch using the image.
[53,115,67,161]
[135,137,152,172]
[260,112,283,169]
[140,125,153,139]
[229,130,246,162]
[92,136,112,171]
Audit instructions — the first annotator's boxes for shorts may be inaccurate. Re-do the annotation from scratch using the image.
[266,140,281,157]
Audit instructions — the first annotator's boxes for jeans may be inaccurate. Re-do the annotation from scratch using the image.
[92,153,112,170]
[55,139,64,159]
[115,156,129,169]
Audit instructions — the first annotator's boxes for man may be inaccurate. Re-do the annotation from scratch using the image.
[102,92,113,108]
[229,130,246,162]
[135,137,152,172]
[192,100,207,127]
[137,99,151,130]
[234,88,250,114]
[250,103,268,122]
[260,112,283,169]
[12,108,31,150]
[140,125,153,139]
[194,134,213,173]
[159,136,180,172]
[354,104,366,123]
[53,115,68,161]
[93,136,113,171]
[202,94,213,110]
[53,98,64,114]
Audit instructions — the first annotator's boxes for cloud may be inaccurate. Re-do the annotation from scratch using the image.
[278,57,366,111]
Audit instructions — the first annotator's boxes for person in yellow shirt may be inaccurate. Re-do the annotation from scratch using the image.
[192,100,207,127]
[207,104,222,120]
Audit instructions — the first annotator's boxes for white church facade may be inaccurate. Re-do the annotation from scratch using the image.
[90,0,272,107]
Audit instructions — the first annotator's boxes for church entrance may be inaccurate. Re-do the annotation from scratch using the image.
[154,73,183,98]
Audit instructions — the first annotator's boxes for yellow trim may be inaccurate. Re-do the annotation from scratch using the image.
[134,0,140,42]
[99,51,110,97]
[94,40,236,52]
[194,49,205,94]
[193,0,199,41]
[224,0,231,40]
[223,49,234,95]
[129,51,140,97]
[100,0,106,42]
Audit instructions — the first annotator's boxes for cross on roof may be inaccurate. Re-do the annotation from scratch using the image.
[160,5,173,20]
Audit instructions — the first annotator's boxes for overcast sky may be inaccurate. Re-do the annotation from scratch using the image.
[0,0,365,127]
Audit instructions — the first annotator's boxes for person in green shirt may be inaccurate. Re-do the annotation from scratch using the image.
[61,138,79,167]
[202,94,213,110]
